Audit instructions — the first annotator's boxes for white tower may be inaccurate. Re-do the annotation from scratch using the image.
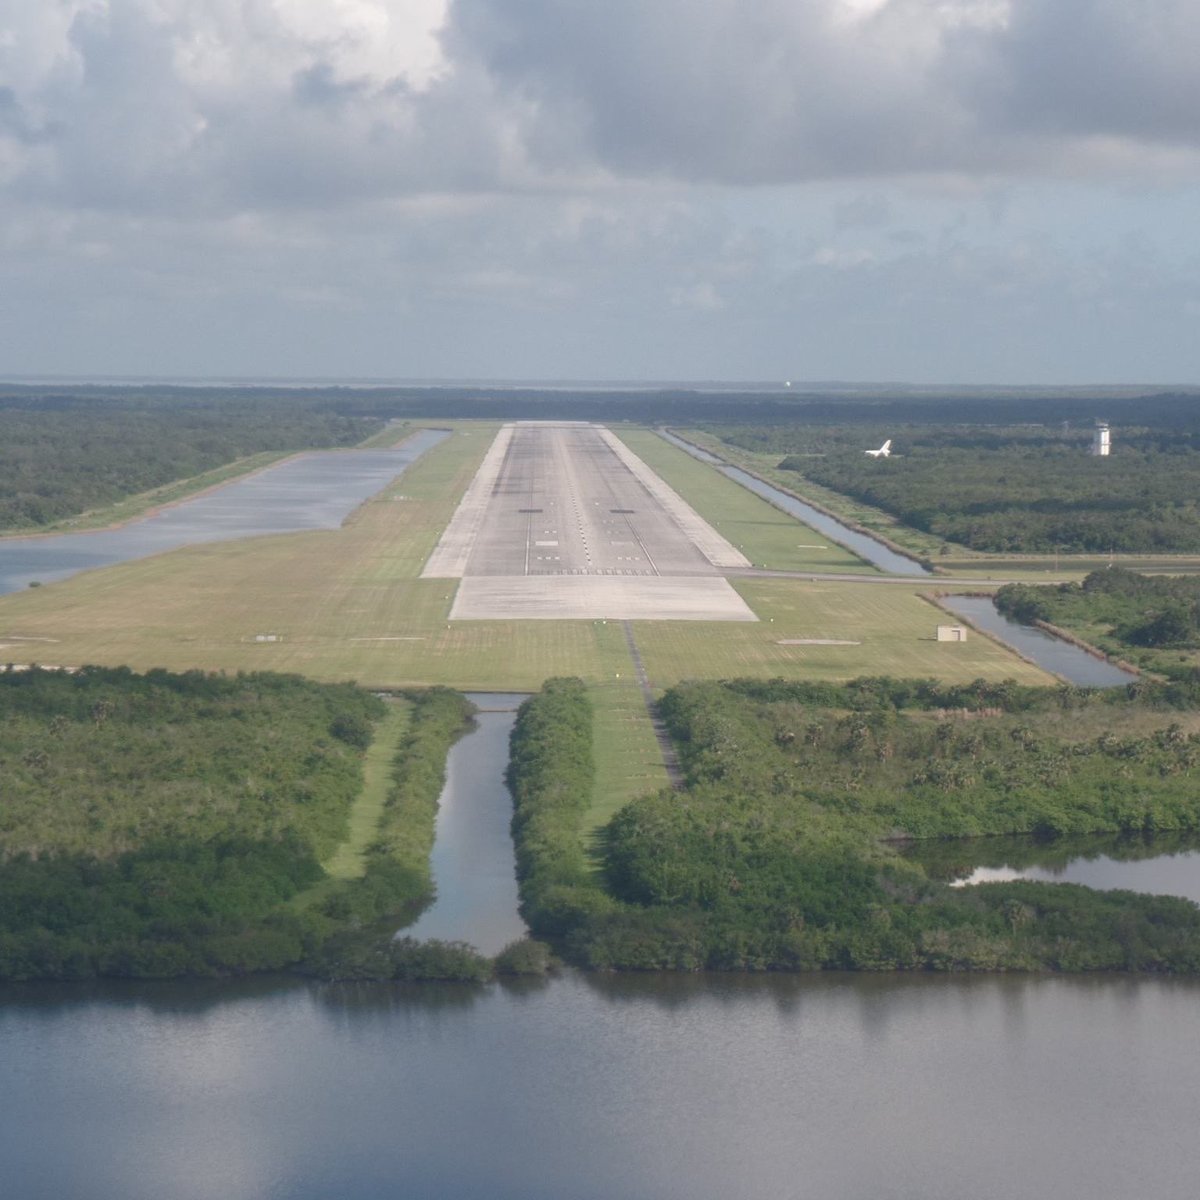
[1092,421,1110,457]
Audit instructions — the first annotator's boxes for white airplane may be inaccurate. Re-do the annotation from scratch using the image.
[865,439,892,458]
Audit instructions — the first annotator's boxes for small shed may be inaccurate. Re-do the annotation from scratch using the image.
[936,624,967,642]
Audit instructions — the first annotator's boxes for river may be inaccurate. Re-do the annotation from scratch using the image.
[0,430,448,597]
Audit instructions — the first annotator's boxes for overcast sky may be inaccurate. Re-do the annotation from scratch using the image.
[2,0,1199,384]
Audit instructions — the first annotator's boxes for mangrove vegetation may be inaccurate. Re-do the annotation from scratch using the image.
[509,675,1200,973]
[0,667,473,980]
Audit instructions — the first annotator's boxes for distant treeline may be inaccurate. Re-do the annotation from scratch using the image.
[7,384,1200,536]
[0,395,381,530]
[713,424,1200,553]
[508,675,1200,973]
[7,382,1200,428]
[0,668,474,980]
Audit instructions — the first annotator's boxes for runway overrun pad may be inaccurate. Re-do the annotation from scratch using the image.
[424,422,758,621]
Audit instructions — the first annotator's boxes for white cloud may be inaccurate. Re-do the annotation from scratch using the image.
[1,1,1200,382]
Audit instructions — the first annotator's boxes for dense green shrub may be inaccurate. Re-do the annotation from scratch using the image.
[506,678,610,935]
[0,667,474,980]
[557,676,1200,973]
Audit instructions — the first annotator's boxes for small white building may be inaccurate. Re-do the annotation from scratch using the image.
[936,625,968,642]
[1092,421,1111,456]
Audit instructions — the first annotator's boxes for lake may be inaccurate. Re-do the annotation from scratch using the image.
[2,970,1199,1199]
[6,680,1200,1199]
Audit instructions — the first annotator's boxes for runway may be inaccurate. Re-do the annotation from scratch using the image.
[423,423,757,621]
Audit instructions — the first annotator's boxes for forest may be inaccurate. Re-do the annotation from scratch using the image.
[508,676,1200,972]
[0,667,471,979]
[709,423,1200,553]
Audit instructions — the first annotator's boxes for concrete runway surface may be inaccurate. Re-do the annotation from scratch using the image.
[423,423,757,621]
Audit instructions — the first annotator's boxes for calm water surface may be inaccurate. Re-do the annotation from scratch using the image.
[0,430,448,597]
[400,694,529,954]
[908,831,1200,904]
[938,594,1138,687]
[2,971,1199,1200]
[657,429,931,576]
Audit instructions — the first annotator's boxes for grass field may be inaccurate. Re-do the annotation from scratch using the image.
[0,424,634,690]
[632,578,1053,688]
[680,428,1200,582]
[674,428,952,562]
[613,429,877,574]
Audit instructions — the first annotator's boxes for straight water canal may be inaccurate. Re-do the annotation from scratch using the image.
[937,594,1138,688]
[657,429,931,575]
[400,694,529,955]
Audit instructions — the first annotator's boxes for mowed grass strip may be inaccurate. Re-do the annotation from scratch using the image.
[631,578,1054,688]
[587,679,669,837]
[613,428,876,574]
[323,698,413,881]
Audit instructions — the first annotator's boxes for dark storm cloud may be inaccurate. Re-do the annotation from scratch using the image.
[954,0,1200,144]
[446,0,1200,184]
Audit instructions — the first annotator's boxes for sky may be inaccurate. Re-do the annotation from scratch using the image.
[2,0,1199,385]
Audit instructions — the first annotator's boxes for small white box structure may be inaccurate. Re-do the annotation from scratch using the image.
[936,625,967,642]
[254,633,282,643]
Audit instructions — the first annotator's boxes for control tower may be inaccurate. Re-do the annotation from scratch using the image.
[1092,421,1111,457]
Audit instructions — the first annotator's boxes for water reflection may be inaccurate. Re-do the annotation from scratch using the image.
[905,830,1200,903]
[398,693,529,955]
[0,430,448,596]
[3,970,1200,1199]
